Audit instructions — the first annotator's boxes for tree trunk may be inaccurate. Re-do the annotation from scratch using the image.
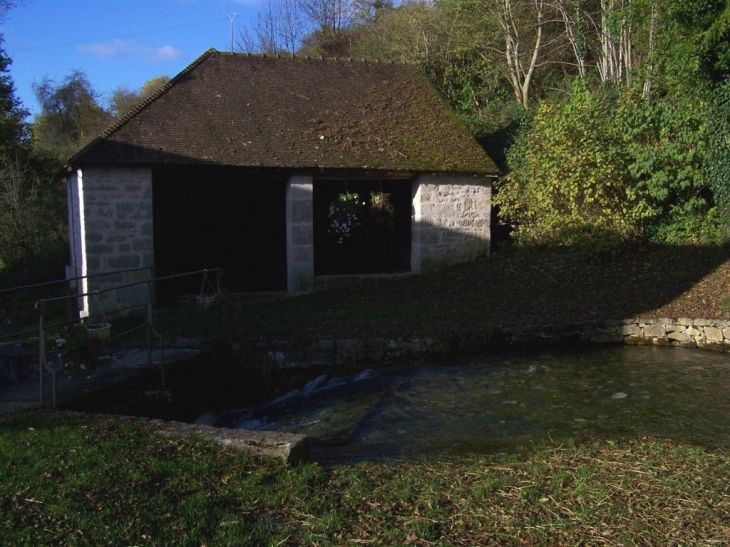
[556,0,587,79]
[499,0,546,109]
[642,0,658,97]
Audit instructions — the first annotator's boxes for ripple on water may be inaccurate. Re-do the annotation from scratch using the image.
[201,345,730,463]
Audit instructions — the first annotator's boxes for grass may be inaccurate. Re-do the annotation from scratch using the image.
[210,244,730,344]
[5,245,730,544]
[1,410,729,546]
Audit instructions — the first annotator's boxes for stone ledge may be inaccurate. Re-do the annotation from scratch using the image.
[244,318,730,370]
[134,416,309,465]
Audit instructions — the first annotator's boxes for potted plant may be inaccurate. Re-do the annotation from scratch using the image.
[52,323,109,378]
[85,321,112,341]
[328,191,365,244]
[367,191,395,234]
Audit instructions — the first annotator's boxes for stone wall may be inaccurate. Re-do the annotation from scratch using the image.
[0,343,36,387]
[499,318,730,351]
[246,318,730,370]
[78,166,154,318]
[411,174,492,274]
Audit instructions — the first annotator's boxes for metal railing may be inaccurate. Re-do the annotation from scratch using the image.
[29,268,221,408]
[0,266,155,343]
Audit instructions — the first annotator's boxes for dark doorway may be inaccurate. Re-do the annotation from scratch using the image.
[153,166,287,294]
[314,179,412,275]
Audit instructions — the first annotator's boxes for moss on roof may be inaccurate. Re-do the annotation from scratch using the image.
[71,49,498,175]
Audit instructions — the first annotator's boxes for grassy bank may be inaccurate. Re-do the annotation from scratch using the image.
[229,245,730,342]
[5,246,730,545]
[2,410,729,546]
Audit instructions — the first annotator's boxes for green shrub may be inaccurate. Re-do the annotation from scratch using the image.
[496,81,712,249]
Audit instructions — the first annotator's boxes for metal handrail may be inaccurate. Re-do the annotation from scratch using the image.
[35,267,222,408]
[0,266,153,295]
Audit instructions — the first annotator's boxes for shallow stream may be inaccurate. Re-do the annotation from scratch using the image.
[199,345,730,463]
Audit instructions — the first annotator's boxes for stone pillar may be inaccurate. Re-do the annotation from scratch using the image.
[411,174,492,274]
[66,170,88,314]
[286,176,314,295]
[78,166,154,318]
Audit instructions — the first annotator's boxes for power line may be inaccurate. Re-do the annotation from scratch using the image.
[11,17,227,52]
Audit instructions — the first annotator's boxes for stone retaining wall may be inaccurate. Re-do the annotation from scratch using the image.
[0,343,36,387]
[503,318,730,351]
[248,318,730,370]
[3,318,729,388]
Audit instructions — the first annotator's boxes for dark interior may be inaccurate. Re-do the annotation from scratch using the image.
[152,165,287,294]
[313,179,412,275]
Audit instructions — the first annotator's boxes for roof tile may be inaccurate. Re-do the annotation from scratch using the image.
[71,49,498,174]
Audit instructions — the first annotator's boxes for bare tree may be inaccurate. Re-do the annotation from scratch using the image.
[642,0,658,96]
[238,0,306,54]
[555,0,588,78]
[298,0,355,37]
[0,0,19,22]
[597,0,634,86]
[497,0,549,109]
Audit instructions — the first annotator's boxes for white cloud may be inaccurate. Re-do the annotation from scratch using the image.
[144,45,185,62]
[78,39,184,62]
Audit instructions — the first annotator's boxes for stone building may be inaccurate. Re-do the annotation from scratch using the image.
[64,49,498,315]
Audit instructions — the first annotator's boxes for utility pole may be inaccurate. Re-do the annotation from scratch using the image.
[228,13,237,53]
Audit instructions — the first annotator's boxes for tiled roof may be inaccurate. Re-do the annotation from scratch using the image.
[71,49,498,175]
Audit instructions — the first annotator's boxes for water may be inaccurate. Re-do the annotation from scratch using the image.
[199,345,730,463]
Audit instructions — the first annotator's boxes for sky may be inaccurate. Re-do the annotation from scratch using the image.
[0,0,261,117]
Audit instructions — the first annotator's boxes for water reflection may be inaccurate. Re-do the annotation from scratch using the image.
[200,345,730,463]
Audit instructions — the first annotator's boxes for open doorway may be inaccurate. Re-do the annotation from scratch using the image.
[313,179,412,275]
[153,166,287,294]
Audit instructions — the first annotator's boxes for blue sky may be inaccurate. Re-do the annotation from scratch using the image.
[0,0,260,117]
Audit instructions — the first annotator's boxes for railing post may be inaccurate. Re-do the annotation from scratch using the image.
[146,279,153,368]
[215,269,221,295]
[145,274,165,391]
[37,301,45,407]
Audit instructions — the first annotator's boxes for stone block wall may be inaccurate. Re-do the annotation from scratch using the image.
[483,318,730,351]
[77,166,154,318]
[245,318,730,371]
[411,174,492,274]
[0,343,36,387]
[286,176,314,295]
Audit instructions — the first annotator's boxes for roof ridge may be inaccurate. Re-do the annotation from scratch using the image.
[66,48,219,166]
[221,49,412,65]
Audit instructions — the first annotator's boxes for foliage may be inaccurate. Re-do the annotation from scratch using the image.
[705,79,730,236]
[497,83,648,248]
[668,0,730,83]
[328,192,363,243]
[0,36,67,280]
[368,190,394,233]
[327,191,397,244]
[0,38,30,161]
[51,322,108,379]
[496,80,714,249]
[110,75,170,119]
[32,70,113,163]
[621,87,715,243]
[0,155,66,271]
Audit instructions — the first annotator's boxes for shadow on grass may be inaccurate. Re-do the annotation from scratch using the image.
[235,244,730,341]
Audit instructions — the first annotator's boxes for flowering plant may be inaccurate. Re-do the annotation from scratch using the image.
[368,191,395,233]
[51,323,107,378]
[328,192,364,244]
